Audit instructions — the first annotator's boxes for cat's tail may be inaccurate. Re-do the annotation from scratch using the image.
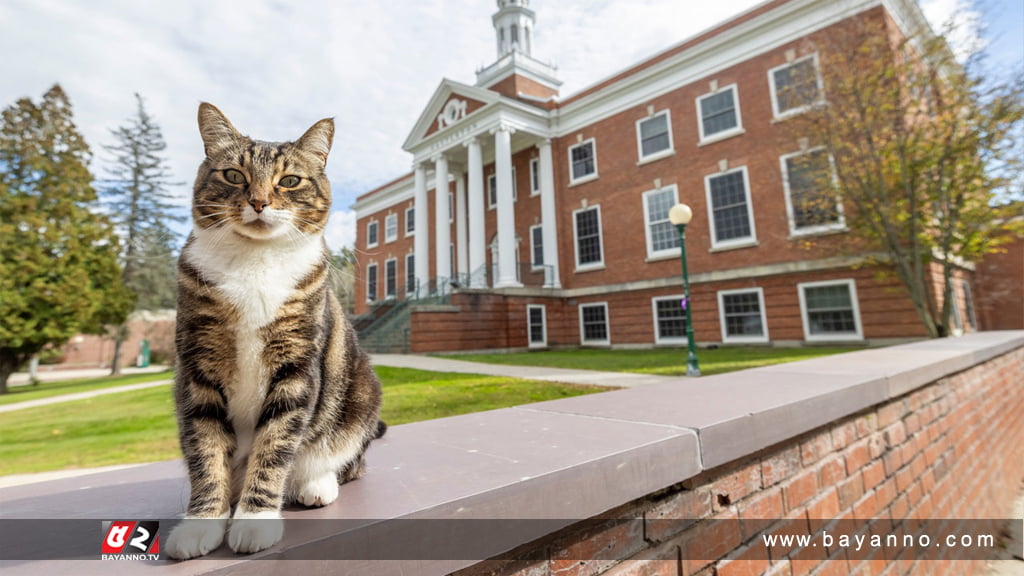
[375,420,388,439]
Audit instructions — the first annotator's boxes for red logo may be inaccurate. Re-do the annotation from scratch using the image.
[102,521,160,559]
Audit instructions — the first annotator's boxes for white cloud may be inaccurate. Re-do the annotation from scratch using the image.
[323,209,357,254]
[920,0,987,61]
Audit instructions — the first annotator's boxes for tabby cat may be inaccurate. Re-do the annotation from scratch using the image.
[164,103,384,559]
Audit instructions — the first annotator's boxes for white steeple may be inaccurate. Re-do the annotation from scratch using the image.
[477,0,561,97]
[493,0,535,58]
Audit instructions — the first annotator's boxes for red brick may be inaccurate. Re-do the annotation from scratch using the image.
[784,468,819,513]
[861,461,885,491]
[818,455,846,488]
[645,488,712,542]
[801,431,835,466]
[876,402,906,429]
[739,487,784,539]
[854,414,877,438]
[685,509,742,570]
[881,450,902,478]
[715,542,770,576]
[836,474,865,510]
[830,422,858,450]
[602,543,681,576]
[550,517,646,576]
[805,490,841,533]
[852,492,880,522]
[763,446,803,487]
[765,558,794,576]
[882,422,906,449]
[843,440,871,475]
[712,462,762,510]
[874,478,897,513]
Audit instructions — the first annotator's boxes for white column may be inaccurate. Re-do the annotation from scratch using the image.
[433,154,451,285]
[538,139,561,288]
[413,162,429,298]
[455,171,468,283]
[466,137,486,288]
[493,124,521,288]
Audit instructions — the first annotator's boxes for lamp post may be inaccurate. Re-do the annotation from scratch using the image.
[669,203,701,377]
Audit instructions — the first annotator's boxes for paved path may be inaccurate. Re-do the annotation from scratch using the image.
[370,354,677,388]
[7,365,170,387]
[0,379,173,414]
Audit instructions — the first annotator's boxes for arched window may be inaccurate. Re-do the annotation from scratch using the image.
[511,24,519,46]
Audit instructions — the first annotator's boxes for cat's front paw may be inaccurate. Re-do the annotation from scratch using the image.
[295,473,339,507]
[164,516,228,560]
[228,510,284,554]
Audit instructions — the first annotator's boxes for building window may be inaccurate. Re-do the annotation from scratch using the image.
[405,254,416,296]
[573,205,604,270]
[568,139,597,184]
[769,54,822,118]
[697,85,742,141]
[384,259,397,298]
[487,168,517,209]
[384,214,398,243]
[530,224,544,269]
[448,192,454,222]
[366,263,378,302]
[652,296,687,344]
[450,243,455,278]
[366,221,379,248]
[705,167,757,249]
[530,158,540,196]
[527,305,546,348]
[717,288,768,343]
[962,280,977,331]
[579,302,609,345]
[636,111,673,161]
[798,279,863,341]
[405,206,415,236]
[781,148,843,235]
[642,185,680,259]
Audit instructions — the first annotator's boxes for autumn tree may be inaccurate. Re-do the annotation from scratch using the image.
[0,85,133,393]
[784,14,1024,337]
[100,93,183,374]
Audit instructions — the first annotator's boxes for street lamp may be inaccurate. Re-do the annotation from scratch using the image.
[669,203,701,377]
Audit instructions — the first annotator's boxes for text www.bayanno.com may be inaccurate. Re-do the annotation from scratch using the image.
[763,531,996,553]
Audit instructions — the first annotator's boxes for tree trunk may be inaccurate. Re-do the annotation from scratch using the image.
[110,323,127,376]
[0,352,22,395]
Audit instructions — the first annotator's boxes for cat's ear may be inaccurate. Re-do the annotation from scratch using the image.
[296,118,334,167]
[197,102,242,157]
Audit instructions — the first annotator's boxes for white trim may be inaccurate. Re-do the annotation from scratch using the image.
[527,304,547,348]
[404,253,416,296]
[704,166,758,250]
[487,168,517,210]
[568,138,598,185]
[384,213,398,244]
[448,192,454,223]
[365,263,378,303]
[404,206,415,237]
[383,258,398,299]
[797,278,864,342]
[779,147,846,236]
[366,220,379,248]
[651,295,687,345]
[642,185,680,260]
[578,302,610,346]
[717,287,769,343]
[635,109,675,163]
[696,83,744,143]
[529,224,544,270]
[768,52,824,120]
[572,204,605,272]
[529,158,540,196]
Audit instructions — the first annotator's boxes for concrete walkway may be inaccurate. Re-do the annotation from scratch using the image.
[0,379,174,413]
[6,365,170,387]
[370,354,677,388]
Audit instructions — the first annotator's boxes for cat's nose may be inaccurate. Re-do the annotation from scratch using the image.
[249,198,269,213]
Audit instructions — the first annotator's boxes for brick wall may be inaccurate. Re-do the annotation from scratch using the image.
[451,347,1024,576]
[50,312,176,369]
[975,236,1024,330]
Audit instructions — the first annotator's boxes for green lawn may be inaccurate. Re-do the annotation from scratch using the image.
[0,370,175,406]
[0,367,606,476]
[439,346,859,376]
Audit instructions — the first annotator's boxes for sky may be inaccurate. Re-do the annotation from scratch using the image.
[2,0,1021,252]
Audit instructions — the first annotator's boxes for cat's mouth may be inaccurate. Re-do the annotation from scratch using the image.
[236,206,288,239]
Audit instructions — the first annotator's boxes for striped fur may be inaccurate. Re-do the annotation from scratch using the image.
[165,103,384,560]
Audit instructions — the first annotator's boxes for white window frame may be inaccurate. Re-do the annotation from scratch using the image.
[780,148,845,236]
[635,110,674,164]
[642,184,680,260]
[448,192,454,223]
[768,53,823,120]
[529,158,540,196]
[384,258,397,299]
[572,204,605,272]
[366,220,379,248]
[384,214,398,244]
[696,84,744,144]
[405,253,416,296]
[568,138,598,185]
[366,263,378,303]
[797,279,864,342]
[404,206,415,237]
[527,304,547,348]
[651,295,688,345]
[717,287,769,344]
[704,166,758,250]
[578,302,610,346]
[487,168,517,210]
[529,224,544,270]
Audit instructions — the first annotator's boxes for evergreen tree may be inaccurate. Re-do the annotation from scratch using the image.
[101,93,183,374]
[0,85,133,393]
[328,246,357,315]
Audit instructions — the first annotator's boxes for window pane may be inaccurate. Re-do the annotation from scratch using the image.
[581,305,608,341]
[787,150,839,229]
[575,209,602,265]
[367,266,377,301]
[722,292,764,337]
[709,172,752,242]
[640,114,670,157]
[385,261,397,297]
[406,256,415,294]
[532,226,544,266]
[529,307,544,344]
[406,209,415,233]
[656,299,687,339]
[385,215,397,240]
[804,284,856,334]
[368,223,378,245]
[775,59,819,113]
[701,90,738,137]
[646,189,680,253]
[488,175,497,207]
[571,142,595,180]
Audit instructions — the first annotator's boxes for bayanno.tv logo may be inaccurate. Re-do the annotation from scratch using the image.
[101,521,160,560]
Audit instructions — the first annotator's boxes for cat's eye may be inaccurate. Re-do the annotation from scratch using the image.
[224,169,246,185]
[278,175,301,188]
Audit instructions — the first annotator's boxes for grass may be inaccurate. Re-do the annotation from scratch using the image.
[0,367,606,476]
[0,370,175,406]
[438,346,860,376]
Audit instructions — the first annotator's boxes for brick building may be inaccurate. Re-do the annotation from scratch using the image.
[351,0,983,353]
